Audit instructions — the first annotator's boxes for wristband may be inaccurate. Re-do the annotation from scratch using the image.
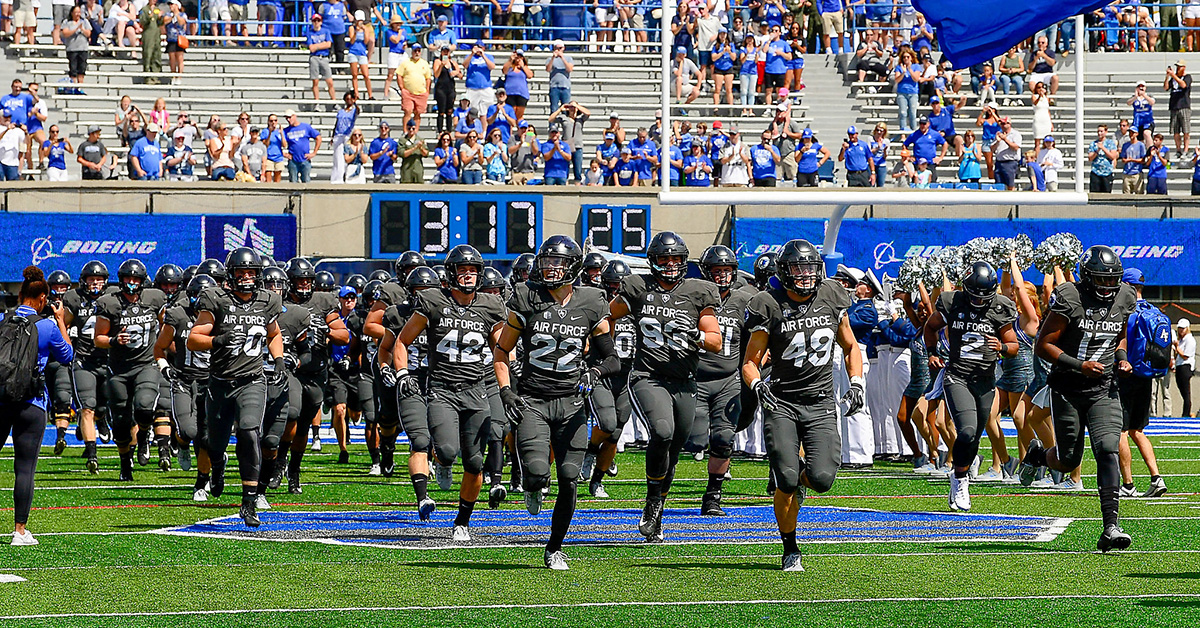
[1056,352,1085,372]
[849,375,866,388]
[1115,349,1128,364]
[748,377,761,389]
[156,357,170,372]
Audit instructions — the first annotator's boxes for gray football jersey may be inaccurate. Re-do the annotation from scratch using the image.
[508,283,608,398]
[698,286,756,379]
[196,287,283,380]
[936,290,1018,382]
[617,274,721,378]
[1047,282,1137,395]
[95,293,159,371]
[745,280,852,398]
[163,305,208,381]
[412,288,507,386]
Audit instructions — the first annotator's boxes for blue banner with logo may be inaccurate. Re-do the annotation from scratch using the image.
[1,213,296,281]
[734,218,1200,285]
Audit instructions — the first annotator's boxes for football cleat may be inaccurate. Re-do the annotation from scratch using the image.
[118,456,134,482]
[255,494,272,511]
[606,462,618,477]
[950,474,971,511]
[781,551,804,572]
[288,474,303,495]
[418,498,437,521]
[137,432,150,466]
[338,450,349,464]
[269,457,286,490]
[54,437,67,456]
[96,418,112,443]
[211,463,226,497]
[701,492,726,517]
[435,463,453,491]
[311,437,322,453]
[579,452,596,482]
[177,446,192,472]
[589,480,609,498]
[85,457,99,475]
[1097,524,1132,553]
[193,487,209,502]
[239,502,262,528]
[968,455,981,480]
[158,443,172,472]
[1001,456,1018,479]
[544,550,569,571]
[525,488,544,515]
[368,463,382,476]
[1019,441,1045,487]
[451,525,471,543]
[488,483,508,509]
[1143,476,1167,498]
[638,498,664,540]
[11,530,38,547]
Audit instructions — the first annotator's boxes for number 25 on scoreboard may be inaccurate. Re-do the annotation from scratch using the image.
[580,204,651,256]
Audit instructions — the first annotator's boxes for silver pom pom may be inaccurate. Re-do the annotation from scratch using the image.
[1034,233,1083,274]
[1010,234,1034,270]
[935,246,967,285]
[896,256,927,292]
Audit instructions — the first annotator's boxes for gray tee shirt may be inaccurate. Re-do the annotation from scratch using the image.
[238,141,266,178]
[551,112,589,151]
[63,19,89,51]
[548,54,573,90]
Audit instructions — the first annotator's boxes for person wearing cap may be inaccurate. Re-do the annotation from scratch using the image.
[762,24,792,107]
[347,10,374,100]
[368,120,399,183]
[429,2,454,33]
[718,126,749,187]
[1033,134,1062,192]
[331,91,360,183]
[594,131,619,184]
[711,28,736,107]
[628,126,658,187]
[236,126,266,182]
[399,44,432,131]
[893,49,921,132]
[1116,268,1169,499]
[693,2,721,82]
[383,15,412,100]
[671,46,702,105]
[549,100,590,183]
[258,113,286,183]
[840,125,874,187]
[464,43,497,114]
[682,142,712,187]
[452,97,472,130]
[539,124,570,185]
[137,0,167,82]
[318,0,349,64]
[928,95,964,157]
[508,121,540,184]
[545,40,574,113]
[1145,132,1170,195]
[398,119,428,184]
[77,125,108,180]
[991,116,1022,190]
[306,13,336,101]
[602,111,625,145]
[1176,318,1196,418]
[455,106,485,145]
[749,129,780,187]
[165,128,197,181]
[485,88,517,144]
[432,43,462,135]
[902,115,946,182]
[795,127,828,187]
[1165,60,1192,160]
[502,48,534,121]
[912,156,932,188]
[129,122,162,181]
[282,109,321,183]
[766,101,802,181]
[1118,125,1147,194]
[607,146,634,186]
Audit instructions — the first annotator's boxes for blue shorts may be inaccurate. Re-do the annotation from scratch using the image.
[996,342,1034,393]
[790,57,804,71]
[904,337,930,399]
[698,51,713,67]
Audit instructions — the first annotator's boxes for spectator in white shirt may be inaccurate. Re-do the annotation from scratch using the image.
[719,126,750,186]
[1037,135,1064,192]
[0,112,28,181]
[1176,319,1195,417]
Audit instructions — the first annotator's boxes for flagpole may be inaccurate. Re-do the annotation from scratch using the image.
[1075,13,1085,195]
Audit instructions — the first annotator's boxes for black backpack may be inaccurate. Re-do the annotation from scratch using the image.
[0,312,42,404]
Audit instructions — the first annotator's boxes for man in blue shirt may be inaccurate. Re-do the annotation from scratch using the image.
[629,127,657,187]
[283,109,322,183]
[927,96,963,156]
[428,14,457,49]
[1088,123,1119,193]
[818,0,845,54]
[902,116,946,181]
[129,123,163,180]
[540,125,572,185]
[1119,128,1147,194]
[486,89,518,144]
[749,131,780,187]
[464,43,497,115]
[368,120,399,183]
[306,14,335,101]
[1,79,33,127]
[839,125,874,186]
[613,147,639,186]
[595,132,619,182]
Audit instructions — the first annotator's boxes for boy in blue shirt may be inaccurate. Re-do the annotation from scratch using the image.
[613,147,638,186]
[1146,133,1169,195]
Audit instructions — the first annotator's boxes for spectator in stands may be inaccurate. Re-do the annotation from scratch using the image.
[505,0,526,42]
[682,143,711,186]
[342,128,368,184]
[260,113,286,183]
[717,126,748,187]
[428,14,457,50]
[549,100,590,183]
[840,125,873,187]
[766,101,801,182]
[958,130,981,184]
[138,1,167,84]
[398,43,431,131]
[432,44,461,135]
[22,82,45,172]
[710,28,736,106]
[546,40,574,114]
[785,21,806,94]
[2,80,32,135]
[890,148,915,186]
[382,16,410,100]
[165,131,196,181]
[82,0,103,45]
[763,25,792,107]
[977,63,997,104]
[201,115,221,177]
[282,109,320,183]
[1088,123,1119,193]
[749,129,779,187]
[237,128,265,181]
[853,30,890,86]
[208,0,232,43]
[307,14,336,101]
[868,122,888,187]
[112,96,137,147]
[502,49,534,121]
[129,122,162,181]
[368,120,398,183]
[818,0,845,54]
[912,157,933,188]
[456,107,485,144]
[464,43,497,114]
[1023,150,1044,191]
[164,1,187,79]
[975,102,1000,179]
[0,112,24,181]
[459,130,484,183]
[1146,133,1169,195]
[540,125,571,185]
[607,147,632,186]
[430,0,453,27]
[51,0,71,45]
[231,111,251,142]
[910,13,934,54]
[794,128,827,187]
[258,0,283,40]
[1166,61,1192,161]
[39,125,70,181]
[9,0,34,45]
[62,6,91,87]
[172,110,198,146]
[603,112,625,145]
[1036,134,1062,192]
[739,37,758,117]
[509,122,541,184]
[331,91,359,183]
[208,122,240,181]
[1027,36,1058,95]
[672,46,702,105]
[625,126,654,186]
[1026,81,1050,152]
[227,0,252,42]
[1192,148,1200,195]
[102,0,138,48]
[77,125,111,180]
[148,98,168,130]
[893,49,920,132]
[397,119,427,184]
[1129,80,1156,145]
[649,108,663,145]
[707,122,728,182]
[486,88,518,145]
[1187,2,1200,53]
[997,47,1025,105]
[453,98,472,130]
[584,158,605,185]
[1120,126,1148,194]
[694,3,720,84]
[992,116,1022,190]
[348,11,374,100]
[482,128,508,182]
[320,0,349,64]
[661,134,684,186]
[124,116,147,175]
[928,95,963,157]
[595,132,619,183]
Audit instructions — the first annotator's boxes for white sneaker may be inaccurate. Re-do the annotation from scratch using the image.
[435,463,453,491]
[914,462,938,475]
[368,463,382,476]
[544,550,569,570]
[929,464,951,478]
[968,455,981,479]
[255,494,272,511]
[950,474,972,511]
[1031,476,1056,488]
[589,480,609,498]
[193,487,209,502]
[311,437,322,453]
[11,530,38,546]
[1119,484,1138,498]
[781,552,804,572]
[451,525,471,543]
[579,451,595,481]
[976,469,1004,482]
[1143,476,1167,498]
[1053,478,1084,491]
[525,488,544,515]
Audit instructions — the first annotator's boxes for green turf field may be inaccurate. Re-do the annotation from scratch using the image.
[2,437,1199,627]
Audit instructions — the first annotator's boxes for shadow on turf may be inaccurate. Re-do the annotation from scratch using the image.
[935,543,1065,553]
[1138,599,1200,609]
[1124,572,1200,580]
[629,562,777,572]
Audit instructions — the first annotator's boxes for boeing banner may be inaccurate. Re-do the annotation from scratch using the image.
[1,213,296,281]
[734,218,1200,285]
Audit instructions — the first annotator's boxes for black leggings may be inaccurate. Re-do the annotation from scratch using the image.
[1176,363,1193,418]
[1,401,46,525]
[943,374,996,470]
[435,82,456,134]
[629,374,697,482]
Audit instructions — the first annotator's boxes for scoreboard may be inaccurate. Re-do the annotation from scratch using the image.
[370,193,541,260]
[579,204,651,255]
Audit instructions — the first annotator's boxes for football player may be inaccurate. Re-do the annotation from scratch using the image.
[690,245,755,516]
[742,239,864,572]
[608,231,722,543]
[578,252,606,288]
[93,259,162,480]
[1027,246,1136,552]
[752,252,778,290]
[45,269,74,456]
[922,262,1019,511]
[494,235,617,569]
[188,248,285,527]
[509,253,536,286]
[154,273,218,501]
[328,286,361,464]
[377,266,441,519]
[390,245,507,542]
[478,266,513,507]
[256,266,309,510]
[349,280,384,474]
[581,259,635,498]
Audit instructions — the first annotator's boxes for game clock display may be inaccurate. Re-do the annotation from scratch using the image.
[370,193,542,259]
[579,204,651,255]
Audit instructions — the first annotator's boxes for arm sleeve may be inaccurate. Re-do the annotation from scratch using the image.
[588,333,621,377]
[846,300,880,337]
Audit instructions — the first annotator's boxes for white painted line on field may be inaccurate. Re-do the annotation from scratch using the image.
[0,575,27,583]
[4,594,1200,619]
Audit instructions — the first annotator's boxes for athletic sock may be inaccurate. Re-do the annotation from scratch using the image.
[310,424,320,439]
[1151,474,1162,483]
[705,472,725,496]
[954,469,969,479]
[412,473,429,502]
[781,530,799,555]
[590,462,607,485]
[1099,486,1120,528]
[56,426,66,441]
[369,448,380,465]
[454,498,476,526]
[195,473,210,491]
[84,441,97,459]
[287,452,303,479]
[586,442,600,456]
[485,440,503,485]
[546,486,578,554]
[242,487,255,505]
[661,465,676,495]
[1122,482,1137,491]
[646,478,663,501]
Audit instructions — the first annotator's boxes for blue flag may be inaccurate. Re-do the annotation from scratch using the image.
[912,0,1108,67]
